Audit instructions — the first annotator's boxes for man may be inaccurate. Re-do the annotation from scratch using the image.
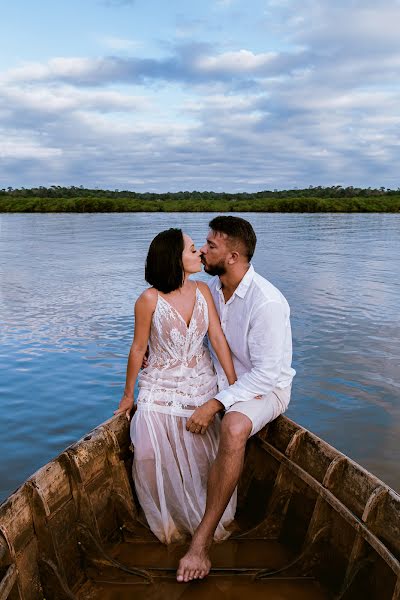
[176,215,295,582]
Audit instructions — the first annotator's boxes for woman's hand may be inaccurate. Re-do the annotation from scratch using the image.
[114,393,135,421]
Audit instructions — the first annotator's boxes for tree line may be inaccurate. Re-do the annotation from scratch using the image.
[0,186,399,212]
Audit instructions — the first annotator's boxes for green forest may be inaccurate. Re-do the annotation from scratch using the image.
[1,186,399,212]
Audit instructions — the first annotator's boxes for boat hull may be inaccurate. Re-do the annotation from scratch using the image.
[0,414,399,599]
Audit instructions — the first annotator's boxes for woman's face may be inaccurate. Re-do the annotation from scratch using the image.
[182,233,202,275]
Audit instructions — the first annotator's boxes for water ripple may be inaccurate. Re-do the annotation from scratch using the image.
[0,213,399,500]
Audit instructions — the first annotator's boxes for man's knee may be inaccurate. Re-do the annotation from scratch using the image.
[220,412,252,449]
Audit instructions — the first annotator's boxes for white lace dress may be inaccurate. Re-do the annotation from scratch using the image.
[130,287,237,544]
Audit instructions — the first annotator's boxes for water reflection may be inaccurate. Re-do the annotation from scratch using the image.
[0,213,399,500]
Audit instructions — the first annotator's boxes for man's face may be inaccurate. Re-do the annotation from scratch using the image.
[200,230,230,276]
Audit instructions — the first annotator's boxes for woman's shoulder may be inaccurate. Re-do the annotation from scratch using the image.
[136,287,158,310]
[195,280,208,291]
[195,280,212,299]
[193,279,208,293]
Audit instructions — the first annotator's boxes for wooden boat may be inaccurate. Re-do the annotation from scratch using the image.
[1,413,399,600]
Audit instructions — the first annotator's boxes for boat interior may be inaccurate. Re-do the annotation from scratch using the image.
[0,414,399,599]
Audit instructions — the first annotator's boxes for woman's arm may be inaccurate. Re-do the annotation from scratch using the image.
[114,288,156,419]
[198,282,237,385]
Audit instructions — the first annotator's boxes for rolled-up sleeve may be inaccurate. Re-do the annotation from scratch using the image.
[215,301,288,409]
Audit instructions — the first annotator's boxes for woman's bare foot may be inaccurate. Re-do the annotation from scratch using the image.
[176,545,211,582]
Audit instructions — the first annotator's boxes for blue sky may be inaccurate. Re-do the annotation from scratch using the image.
[1,0,399,191]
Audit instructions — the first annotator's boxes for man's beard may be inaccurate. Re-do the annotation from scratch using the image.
[202,258,226,276]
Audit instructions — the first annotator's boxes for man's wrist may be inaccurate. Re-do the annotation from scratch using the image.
[207,399,224,413]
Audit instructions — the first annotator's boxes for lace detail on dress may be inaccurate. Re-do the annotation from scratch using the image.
[137,287,218,411]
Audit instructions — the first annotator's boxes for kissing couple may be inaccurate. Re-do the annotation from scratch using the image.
[115,216,295,583]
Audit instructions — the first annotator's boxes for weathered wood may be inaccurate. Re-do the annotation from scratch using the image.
[373,489,400,561]
[260,438,400,577]
[59,449,101,540]
[0,564,17,599]
[38,558,77,600]
[0,486,34,554]
[327,458,384,520]
[238,429,308,539]
[27,480,69,592]
[260,416,301,454]
[30,458,71,514]
[289,430,339,484]
[304,456,347,548]
[0,539,8,564]
[0,487,42,600]
[98,423,138,529]
[335,486,388,599]
[392,577,400,600]
[1,413,400,600]
[27,481,64,566]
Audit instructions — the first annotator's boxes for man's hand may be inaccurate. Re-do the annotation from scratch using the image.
[141,348,149,369]
[114,393,135,421]
[186,399,224,435]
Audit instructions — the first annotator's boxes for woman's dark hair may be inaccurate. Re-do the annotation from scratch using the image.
[209,216,257,260]
[145,228,185,293]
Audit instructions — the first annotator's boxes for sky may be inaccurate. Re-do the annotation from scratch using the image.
[1,0,400,192]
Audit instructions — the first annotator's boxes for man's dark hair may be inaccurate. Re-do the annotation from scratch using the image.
[208,216,257,260]
[145,228,184,293]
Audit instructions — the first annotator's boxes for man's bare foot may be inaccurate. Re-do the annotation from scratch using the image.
[176,545,211,582]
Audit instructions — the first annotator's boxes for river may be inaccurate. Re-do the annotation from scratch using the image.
[0,212,399,501]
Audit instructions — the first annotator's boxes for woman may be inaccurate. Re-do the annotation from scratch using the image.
[115,228,237,545]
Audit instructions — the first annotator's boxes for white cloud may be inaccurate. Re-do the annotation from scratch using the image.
[1,84,150,114]
[1,0,400,190]
[3,57,105,84]
[0,131,63,161]
[196,50,278,74]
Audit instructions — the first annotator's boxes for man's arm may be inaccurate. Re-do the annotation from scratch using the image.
[186,299,290,434]
[214,300,288,409]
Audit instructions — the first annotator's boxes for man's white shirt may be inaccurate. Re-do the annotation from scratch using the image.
[207,264,296,409]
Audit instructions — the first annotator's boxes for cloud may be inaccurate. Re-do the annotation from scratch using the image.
[290,1,400,52]
[195,49,278,73]
[3,44,309,88]
[1,0,400,191]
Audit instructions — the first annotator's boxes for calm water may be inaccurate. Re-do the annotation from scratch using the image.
[0,213,399,501]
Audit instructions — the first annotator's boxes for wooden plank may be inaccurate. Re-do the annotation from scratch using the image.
[27,481,68,584]
[304,456,347,546]
[373,489,400,561]
[259,416,301,454]
[13,538,42,600]
[392,577,400,600]
[101,423,138,527]
[30,459,71,515]
[59,451,101,540]
[335,486,388,599]
[288,431,339,484]
[0,486,34,554]
[66,429,108,484]
[260,439,400,577]
[238,429,307,539]
[0,564,17,599]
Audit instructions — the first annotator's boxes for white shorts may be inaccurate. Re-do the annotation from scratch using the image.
[225,385,292,437]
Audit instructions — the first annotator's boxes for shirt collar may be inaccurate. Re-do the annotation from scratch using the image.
[216,264,254,298]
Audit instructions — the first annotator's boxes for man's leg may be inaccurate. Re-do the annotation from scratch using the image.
[176,411,252,582]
